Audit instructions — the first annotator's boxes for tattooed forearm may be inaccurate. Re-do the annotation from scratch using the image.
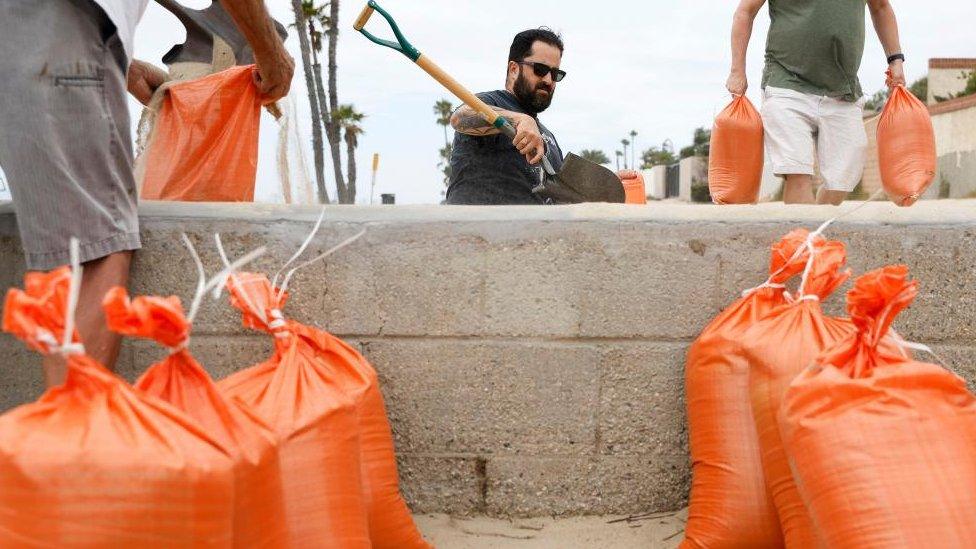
[451,106,522,136]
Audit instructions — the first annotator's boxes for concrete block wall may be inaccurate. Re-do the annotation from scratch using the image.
[1,201,975,517]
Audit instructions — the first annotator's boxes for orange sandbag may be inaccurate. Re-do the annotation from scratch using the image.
[617,170,647,204]
[103,288,289,547]
[682,229,816,549]
[0,268,235,545]
[742,239,854,548]
[781,266,976,548]
[141,65,262,202]
[221,273,431,549]
[877,84,937,207]
[709,95,764,205]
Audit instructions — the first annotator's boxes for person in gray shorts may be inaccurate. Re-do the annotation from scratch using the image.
[0,0,294,386]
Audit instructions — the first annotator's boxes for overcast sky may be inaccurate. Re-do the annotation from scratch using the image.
[2,0,974,204]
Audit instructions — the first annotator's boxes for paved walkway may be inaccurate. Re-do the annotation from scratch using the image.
[415,509,687,548]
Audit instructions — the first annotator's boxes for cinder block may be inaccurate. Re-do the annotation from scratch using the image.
[397,454,485,516]
[486,456,689,517]
[598,343,688,459]
[835,226,976,342]
[324,226,490,337]
[481,229,592,338]
[932,344,976,391]
[365,339,600,456]
[574,224,721,339]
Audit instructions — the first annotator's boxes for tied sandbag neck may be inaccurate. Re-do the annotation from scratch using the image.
[214,207,365,336]
[756,189,886,304]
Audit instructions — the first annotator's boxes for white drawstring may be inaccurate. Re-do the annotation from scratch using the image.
[889,330,948,368]
[48,238,87,357]
[271,206,327,292]
[181,233,267,324]
[276,230,366,301]
[741,282,786,298]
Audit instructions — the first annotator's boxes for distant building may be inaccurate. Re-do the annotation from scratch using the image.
[863,58,976,199]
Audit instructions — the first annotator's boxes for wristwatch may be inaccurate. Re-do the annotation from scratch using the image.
[887,53,905,64]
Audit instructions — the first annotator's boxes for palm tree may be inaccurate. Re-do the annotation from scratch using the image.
[335,104,365,204]
[290,0,329,203]
[621,139,631,170]
[615,150,623,171]
[433,99,454,187]
[579,149,610,165]
[323,0,348,203]
[629,130,638,172]
[433,99,454,148]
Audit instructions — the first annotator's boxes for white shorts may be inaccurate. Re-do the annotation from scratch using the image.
[761,86,868,192]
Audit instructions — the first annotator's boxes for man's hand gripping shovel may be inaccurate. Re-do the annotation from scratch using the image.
[354,1,625,204]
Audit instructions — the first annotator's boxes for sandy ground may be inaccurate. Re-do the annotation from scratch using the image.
[414,509,687,549]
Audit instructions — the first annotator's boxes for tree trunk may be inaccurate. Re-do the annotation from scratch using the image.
[325,0,349,203]
[290,0,329,204]
[346,131,358,204]
[313,60,344,203]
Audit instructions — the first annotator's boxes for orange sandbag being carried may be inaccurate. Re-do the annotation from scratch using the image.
[141,65,262,202]
[742,237,854,548]
[682,229,816,549]
[617,170,647,204]
[103,287,289,547]
[780,266,976,548]
[0,266,235,545]
[876,83,937,207]
[709,95,764,205]
[219,271,431,549]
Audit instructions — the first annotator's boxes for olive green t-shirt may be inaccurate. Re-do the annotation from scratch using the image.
[762,0,866,102]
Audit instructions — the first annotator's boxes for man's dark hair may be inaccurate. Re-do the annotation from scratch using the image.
[508,27,564,63]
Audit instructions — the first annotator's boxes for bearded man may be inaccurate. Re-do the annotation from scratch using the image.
[446,28,566,205]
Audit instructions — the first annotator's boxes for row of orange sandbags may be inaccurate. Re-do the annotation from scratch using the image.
[680,230,976,548]
[0,244,431,547]
[709,82,937,207]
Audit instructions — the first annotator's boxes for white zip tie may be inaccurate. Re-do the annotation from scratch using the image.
[53,238,86,357]
[741,282,787,298]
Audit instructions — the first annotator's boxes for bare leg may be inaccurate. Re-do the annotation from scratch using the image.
[41,250,133,386]
[782,174,816,204]
[817,188,849,206]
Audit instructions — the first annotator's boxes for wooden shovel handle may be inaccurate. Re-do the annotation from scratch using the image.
[416,55,504,127]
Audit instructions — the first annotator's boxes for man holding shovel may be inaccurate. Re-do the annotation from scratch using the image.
[446,28,567,205]
[727,0,905,205]
[0,0,293,386]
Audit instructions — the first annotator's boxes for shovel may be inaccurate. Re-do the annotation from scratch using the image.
[354,1,625,204]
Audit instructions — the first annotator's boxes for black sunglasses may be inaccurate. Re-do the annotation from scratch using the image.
[517,61,567,82]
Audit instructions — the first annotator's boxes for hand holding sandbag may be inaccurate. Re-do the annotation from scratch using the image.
[708,95,764,205]
[877,84,937,206]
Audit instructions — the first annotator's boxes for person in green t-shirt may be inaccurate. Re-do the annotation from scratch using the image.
[727,0,906,205]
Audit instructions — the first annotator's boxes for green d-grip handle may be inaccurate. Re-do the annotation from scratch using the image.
[353,1,420,61]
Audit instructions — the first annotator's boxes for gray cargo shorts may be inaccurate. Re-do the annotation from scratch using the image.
[0,0,140,271]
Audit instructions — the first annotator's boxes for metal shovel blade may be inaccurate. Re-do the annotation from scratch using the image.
[532,153,626,204]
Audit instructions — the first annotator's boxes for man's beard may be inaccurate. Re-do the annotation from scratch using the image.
[513,70,554,114]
